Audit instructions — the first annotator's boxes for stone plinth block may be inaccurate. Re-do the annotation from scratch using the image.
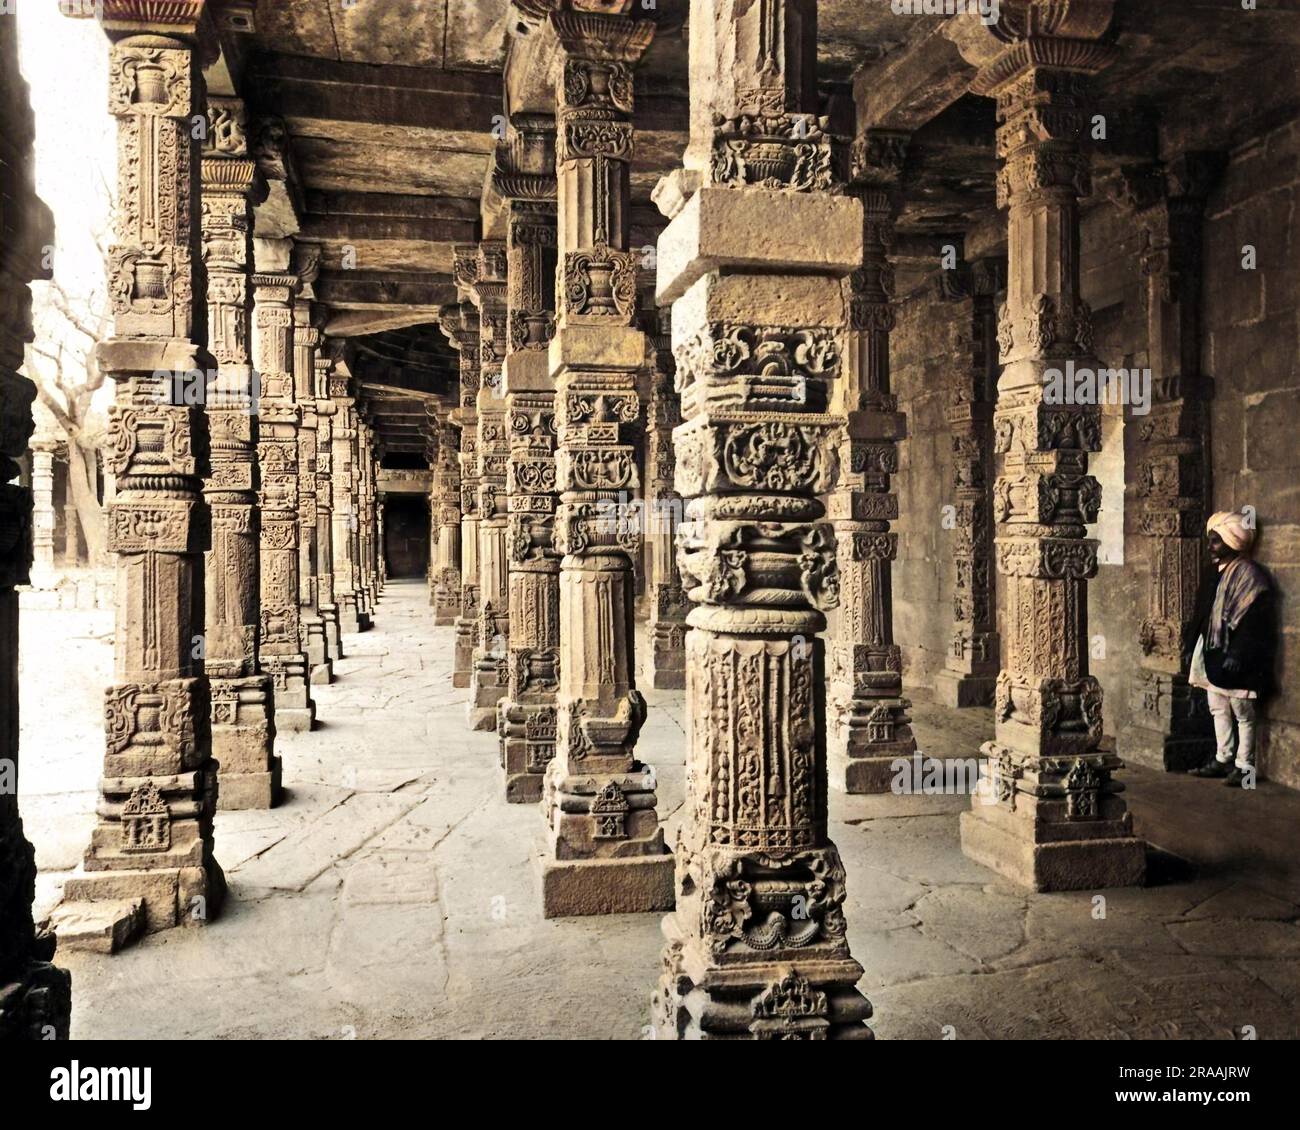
[548,321,645,376]
[62,861,225,937]
[959,807,1148,893]
[502,346,551,393]
[540,851,674,918]
[656,187,864,306]
[934,669,996,709]
[47,899,143,954]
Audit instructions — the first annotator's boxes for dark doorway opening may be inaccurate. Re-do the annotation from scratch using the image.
[383,494,430,579]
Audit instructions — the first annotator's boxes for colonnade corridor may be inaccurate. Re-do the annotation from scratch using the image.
[15,580,1299,1040]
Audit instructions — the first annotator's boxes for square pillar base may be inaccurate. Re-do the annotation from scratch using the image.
[959,806,1148,892]
[540,851,674,918]
[933,669,996,709]
[320,604,343,658]
[829,751,903,794]
[61,860,226,937]
[650,918,872,1040]
[217,761,282,810]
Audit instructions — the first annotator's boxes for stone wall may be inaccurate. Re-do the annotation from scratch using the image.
[1203,119,1300,788]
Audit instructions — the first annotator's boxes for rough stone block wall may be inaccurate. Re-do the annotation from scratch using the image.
[1204,119,1300,788]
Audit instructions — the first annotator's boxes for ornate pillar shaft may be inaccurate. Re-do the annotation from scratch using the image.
[463,243,511,730]
[353,422,373,618]
[328,370,368,634]
[200,96,279,808]
[643,307,689,689]
[252,272,315,731]
[314,354,341,656]
[0,12,70,1032]
[651,0,871,1039]
[827,133,918,791]
[957,3,1145,891]
[445,299,481,688]
[293,303,330,682]
[429,409,462,624]
[1121,155,1223,771]
[538,6,672,917]
[496,118,562,800]
[29,443,56,580]
[61,11,226,939]
[934,255,1004,708]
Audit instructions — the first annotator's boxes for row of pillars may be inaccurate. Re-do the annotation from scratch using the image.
[0,0,1213,1040]
[19,8,390,983]
[421,0,1157,1039]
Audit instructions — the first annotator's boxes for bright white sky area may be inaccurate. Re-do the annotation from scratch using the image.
[16,2,118,425]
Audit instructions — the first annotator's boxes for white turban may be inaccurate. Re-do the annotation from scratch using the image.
[1207,510,1256,554]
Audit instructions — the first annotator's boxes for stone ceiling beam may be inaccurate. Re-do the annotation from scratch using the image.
[316,270,456,310]
[853,20,973,134]
[249,53,505,143]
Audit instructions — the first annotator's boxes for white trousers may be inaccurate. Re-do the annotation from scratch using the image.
[1208,691,1257,770]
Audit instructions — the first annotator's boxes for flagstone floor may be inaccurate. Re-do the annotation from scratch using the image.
[19,579,1300,1039]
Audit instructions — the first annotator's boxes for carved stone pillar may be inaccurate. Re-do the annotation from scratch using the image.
[537,5,671,917]
[825,131,917,792]
[444,297,481,689]
[464,243,511,730]
[314,355,341,658]
[495,119,561,800]
[60,10,227,939]
[956,2,1146,891]
[1119,155,1223,772]
[293,300,330,683]
[0,12,70,1033]
[651,0,872,1038]
[643,307,688,689]
[200,97,280,809]
[253,273,315,731]
[29,442,56,580]
[934,256,1004,709]
[328,368,368,634]
[354,422,376,621]
[429,409,462,624]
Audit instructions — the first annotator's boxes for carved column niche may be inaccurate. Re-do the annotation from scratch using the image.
[252,270,315,731]
[328,363,369,635]
[827,130,917,792]
[644,305,689,689]
[440,297,481,689]
[0,12,70,1033]
[955,0,1146,892]
[465,243,511,731]
[429,406,462,624]
[650,0,872,1039]
[200,95,280,808]
[495,117,562,800]
[934,255,1005,709]
[538,3,672,917]
[58,5,226,942]
[314,353,341,657]
[1118,155,1223,772]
